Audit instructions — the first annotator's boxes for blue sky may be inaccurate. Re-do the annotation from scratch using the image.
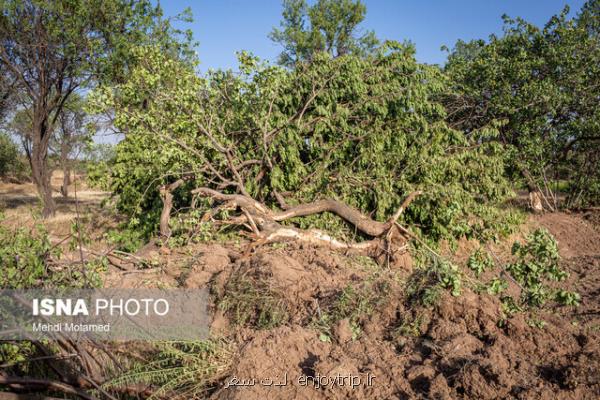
[160,0,587,71]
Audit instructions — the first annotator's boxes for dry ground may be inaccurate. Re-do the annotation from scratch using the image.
[0,170,113,239]
[103,211,600,400]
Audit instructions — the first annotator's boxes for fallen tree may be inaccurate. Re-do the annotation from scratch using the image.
[159,183,422,264]
[91,44,516,250]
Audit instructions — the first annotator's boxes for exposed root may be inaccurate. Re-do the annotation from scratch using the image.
[263,225,380,250]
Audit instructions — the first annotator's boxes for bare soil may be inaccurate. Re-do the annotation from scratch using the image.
[105,212,600,400]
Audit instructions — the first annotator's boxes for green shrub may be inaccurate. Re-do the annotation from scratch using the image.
[507,228,579,307]
[0,132,23,178]
[0,214,104,289]
[104,339,234,400]
[408,249,463,303]
[467,248,494,277]
[486,277,508,295]
[104,224,146,253]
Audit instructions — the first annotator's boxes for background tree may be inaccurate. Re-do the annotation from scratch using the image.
[50,95,92,197]
[0,69,16,122]
[443,3,600,209]
[578,0,600,36]
[269,0,378,66]
[6,97,92,195]
[0,131,20,178]
[0,0,193,217]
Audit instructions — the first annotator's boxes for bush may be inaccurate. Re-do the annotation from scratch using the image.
[0,214,104,289]
[0,132,23,178]
[507,228,580,307]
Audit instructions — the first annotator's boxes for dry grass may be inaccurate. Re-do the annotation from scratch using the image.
[0,170,113,243]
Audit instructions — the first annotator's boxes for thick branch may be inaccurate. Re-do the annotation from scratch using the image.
[192,188,421,237]
[191,188,270,216]
[159,179,187,237]
[262,226,385,251]
[272,191,422,237]
[272,199,387,236]
[190,188,420,264]
[388,190,423,225]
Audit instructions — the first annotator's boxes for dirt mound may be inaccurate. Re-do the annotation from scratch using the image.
[535,212,600,258]
[97,212,600,399]
[204,213,600,399]
[211,283,599,399]
[213,326,330,400]
[582,210,600,233]
[402,291,600,399]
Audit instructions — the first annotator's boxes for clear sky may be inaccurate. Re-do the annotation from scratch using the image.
[159,0,587,71]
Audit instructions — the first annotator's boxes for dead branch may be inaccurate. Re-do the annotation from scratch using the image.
[388,190,423,225]
[191,188,421,235]
[271,191,422,236]
[0,376,95,400]
[0,392,68,400]
[191,188,271,215]
[262,225,402,252]
[273,190,289,210]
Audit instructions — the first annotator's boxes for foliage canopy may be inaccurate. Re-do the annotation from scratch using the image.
[444,4,600,207]
[90,42,516,244]
[0,0,194,216]
[269,0,378,66]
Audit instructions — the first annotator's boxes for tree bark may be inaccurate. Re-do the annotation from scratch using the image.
[191,187,421,237]
[528,190,544,213]
[60,166,71,197]
[159,179,186,237]
[27,109,56,217]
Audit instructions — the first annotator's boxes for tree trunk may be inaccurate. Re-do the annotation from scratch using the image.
[159,179,187,237]
[59,130,71,197]
[61,166,71,197]
[30,116,55,218]
[528,190,544,213]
